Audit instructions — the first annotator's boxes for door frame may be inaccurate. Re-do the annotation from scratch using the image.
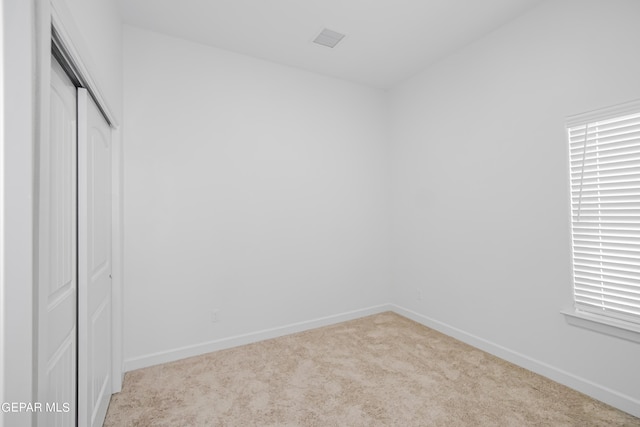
[35,0,124,405]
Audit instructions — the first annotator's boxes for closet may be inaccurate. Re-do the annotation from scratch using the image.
[37,46,113,427]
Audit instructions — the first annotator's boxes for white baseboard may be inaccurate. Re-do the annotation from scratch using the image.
[124,304,393,372]
[390,304,640,419]
[123,302,639,418]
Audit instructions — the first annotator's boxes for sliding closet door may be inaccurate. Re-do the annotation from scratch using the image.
[37,54,77,427]
[77,88,113,427]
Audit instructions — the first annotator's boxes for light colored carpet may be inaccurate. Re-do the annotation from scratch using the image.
[105,312,640,426]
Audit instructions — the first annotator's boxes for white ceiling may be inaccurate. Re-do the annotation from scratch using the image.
[117,0,543,89]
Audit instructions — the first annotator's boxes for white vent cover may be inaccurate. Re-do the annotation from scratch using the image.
[312,28,346,48]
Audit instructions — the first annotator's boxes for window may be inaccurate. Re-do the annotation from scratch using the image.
[566,100,640,333]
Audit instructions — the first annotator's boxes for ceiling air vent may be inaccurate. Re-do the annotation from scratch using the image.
[312,28,346,48]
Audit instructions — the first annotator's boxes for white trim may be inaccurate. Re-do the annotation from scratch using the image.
[111,125,124,392]
[34,1,53,421]
[391,305,640,419]
[562,309,640,344]
[0,0,5,413]
[566,98,640,127]
[124,304,393,372]
[0,0,4,414]
[1,1,36,426]
[49,0,118,128]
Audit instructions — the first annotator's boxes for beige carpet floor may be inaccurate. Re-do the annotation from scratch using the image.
[104,312,640,426]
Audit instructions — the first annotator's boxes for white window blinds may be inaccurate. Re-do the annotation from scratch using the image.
[567,102,640,326]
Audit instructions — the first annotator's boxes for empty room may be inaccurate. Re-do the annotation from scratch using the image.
[2,0,640,425]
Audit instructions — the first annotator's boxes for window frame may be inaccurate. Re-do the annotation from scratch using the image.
[563,99,640,343]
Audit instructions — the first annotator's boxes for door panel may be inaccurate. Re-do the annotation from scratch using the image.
[37,54,77,427]
[78,88,113,427]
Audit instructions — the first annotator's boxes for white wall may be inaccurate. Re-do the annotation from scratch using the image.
[1,2,35,426]
[53,0,123,119]
[123,26,391,367]
[390,0,640,415]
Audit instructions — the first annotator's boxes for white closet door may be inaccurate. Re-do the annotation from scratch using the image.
[78,88,113,427]
[37,54,77,427]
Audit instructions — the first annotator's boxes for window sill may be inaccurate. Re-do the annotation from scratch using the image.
[561,310,640,344]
